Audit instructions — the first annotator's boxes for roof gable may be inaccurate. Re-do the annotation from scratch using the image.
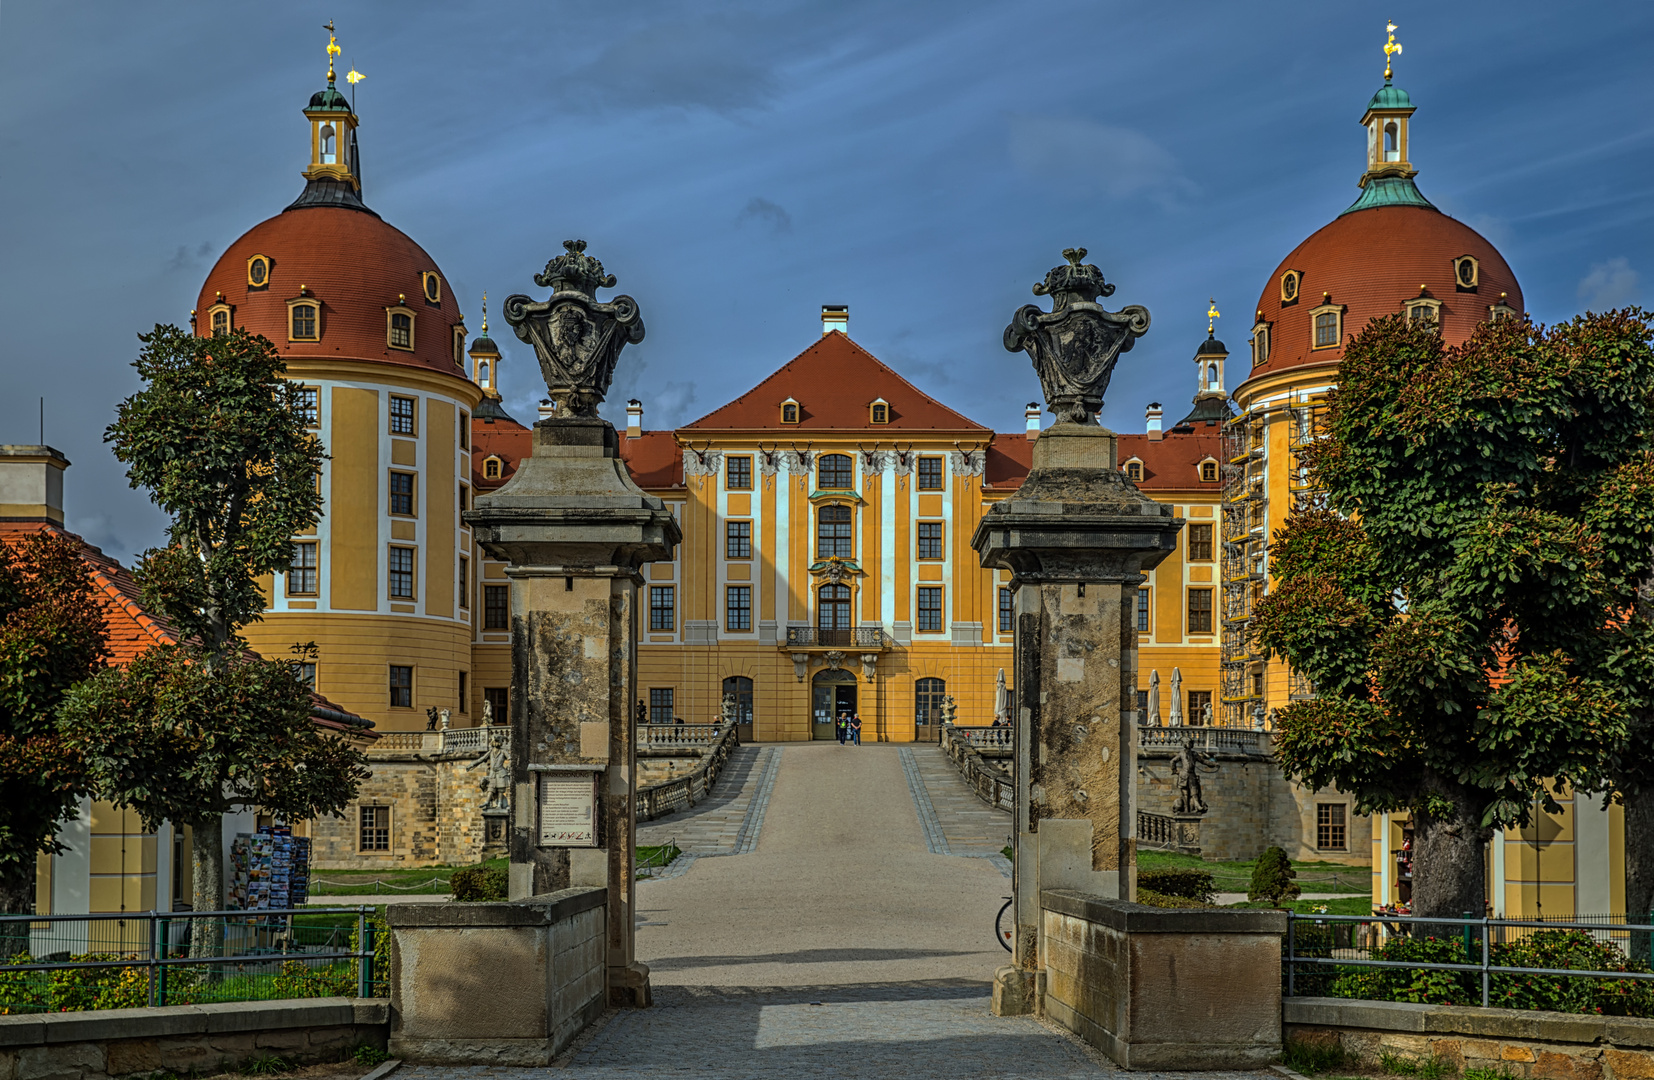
[681,333,989,434]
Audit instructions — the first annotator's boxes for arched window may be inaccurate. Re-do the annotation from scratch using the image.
[818,583,851,630]
[479,361,490,387]
[320,124,337,164]
[817,504,853,558]
[390,312,413,350]
[1383,122,1399,162]
[818,453,853,489]
[211,310,229,336]
[915,677,946,727]
[1206,363,1218,389]
[722,676,753,731]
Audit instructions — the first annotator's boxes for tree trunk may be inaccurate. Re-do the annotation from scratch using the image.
[0,860,34,915]
[1409,785,1490,928]
[1625,787,1654,964]
[190,815,224,958]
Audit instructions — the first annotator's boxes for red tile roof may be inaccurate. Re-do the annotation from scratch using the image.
[1117,428,1224,493]
[472,412,532,493]
[682,332,991,434]
[1246,205,1523,383]
[983,436,1033,489]
[620,432,683,489]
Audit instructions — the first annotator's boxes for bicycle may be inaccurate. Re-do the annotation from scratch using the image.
[995,897,1013,953]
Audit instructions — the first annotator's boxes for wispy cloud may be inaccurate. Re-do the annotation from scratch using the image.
[164,241,214,273]
[562,15,783,115]
[737,197,792,234]
[1008,116,1197,208]
[1577,257,1641,310]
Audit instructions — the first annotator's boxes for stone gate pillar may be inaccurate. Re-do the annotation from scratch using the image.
[972,249,1182,1014]
[467,241,680,1008]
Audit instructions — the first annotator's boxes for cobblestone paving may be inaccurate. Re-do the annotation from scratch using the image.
[900,745,1013,863]
[635,747,781,880]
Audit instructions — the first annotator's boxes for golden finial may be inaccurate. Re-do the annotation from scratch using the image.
[324,20,341,83]
[1383,20,1402,81]
[481,292,488,334]
[1207,297,1221,336]
[346,67,365,85]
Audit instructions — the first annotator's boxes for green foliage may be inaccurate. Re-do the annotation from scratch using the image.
[242,1055,291,1075]
[1462,1068,1516,1080]
[105,325,326,657]
[1137,868,1216,902]
[1332,935,1476,1005]
[352,916,389,997]
[1249,846,1301,905]
[1135,888,1211,909]
[1488,930,1654,1016]
[268,960,354,1000]
[1281,1036,1348,1075]
[1254,310,1654,915]
[450,864,509,902]
[352,1045,390,1067]
[59,644,370,835]
[0,532,109,905]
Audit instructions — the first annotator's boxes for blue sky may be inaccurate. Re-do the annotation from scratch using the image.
[1,2,1648,560]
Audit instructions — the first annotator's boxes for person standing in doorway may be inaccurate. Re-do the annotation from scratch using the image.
[851,712,863,745]
[836,712,847,744]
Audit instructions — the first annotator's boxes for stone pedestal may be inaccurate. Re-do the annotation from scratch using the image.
[467,416,680,1008]
[972,423,1182,1004]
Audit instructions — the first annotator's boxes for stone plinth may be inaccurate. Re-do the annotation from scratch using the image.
[1041,890,1286,1069]
[972,422,1182,994]
[466,416,680,1008]
[387,889,606,1064]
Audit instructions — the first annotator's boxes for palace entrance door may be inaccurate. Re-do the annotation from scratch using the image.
[811,669,857,740]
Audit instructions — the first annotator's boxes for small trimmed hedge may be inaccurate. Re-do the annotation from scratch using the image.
[450,864,508,902]
[1138,868,1216,903]
[1136,888,1212,910]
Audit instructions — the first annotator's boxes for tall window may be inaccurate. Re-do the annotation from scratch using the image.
[211,309,229,336]
[294,661,316,689]
[389,546,415,599]
[458,557,470,608]
[484,457,502,480]
[917,457,944,490]
[818,453,853,489]
[916,586,943,632]
[1188,689,1213,725]
[1200,461,1218,482]
[726,521,751,559]
[649,586,675,631]
[288,541,318,596]
[290,303,318,341]
[484,585,509,630]
[359,806,389,852]
[388,665,413,708]
[916,522,943,560]
[722,676,753,729]
[1314,310,1340,348]
[390,311,413,350]
[459,482,469,514]
[998,587,1014,633]
[1317,803,1348,850]
[390,396,416,435]
[1187,587,1213,634]
[1136,587,1151,632]
[727,456,752,490]
[389,471,415,516]
[484,687,508,723]
[726,585,752,631]
[1187,523,1213,561]
[818,583,851,630]
[1252,324,1271,366]
[295,387,319,427]
[915,677,946,726]
[817,505,853,558]
[648,687,674,724]
[458,671,468,712]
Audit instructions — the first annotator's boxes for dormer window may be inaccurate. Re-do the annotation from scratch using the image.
[1280,270,1302,305]
[483,456,502,480]
[207,303,232,337]
[1310,300,1343,350]
[1124,459,1143,482]
[1453,256,1480,291]
[781,398,800,424]
[386,306,415,352]
[246,254,271,289]
[452,326,466,367]
[422,272,442,305]
[869,399,889,425]
[1199,459,1219,483]
[287,298,320,342]
[1251,322,1271,367]
[1488,294,1518,324]
[1403,298,1442,330]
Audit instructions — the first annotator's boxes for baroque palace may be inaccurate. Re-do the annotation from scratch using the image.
[17,30,1616,921]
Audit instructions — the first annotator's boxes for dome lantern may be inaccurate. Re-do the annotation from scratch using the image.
[291,22,370,214]
[1344,21,1435,217]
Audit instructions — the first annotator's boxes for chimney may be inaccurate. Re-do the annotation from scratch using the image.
[626,399,643,439]
[0,445,69,525]
[1146,402,1164,441]
[537,398,556,422]
[1024,402,1042,441]
[821,305,849,336]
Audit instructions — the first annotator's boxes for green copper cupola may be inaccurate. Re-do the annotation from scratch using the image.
[1342,21,1436,216]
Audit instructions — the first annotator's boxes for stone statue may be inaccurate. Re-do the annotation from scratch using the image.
[425,706,439,731]
[470,729,512,811]
[439,708,451,731]
[1168,667,1184,726]
[1170,735,1219,815]
[1201,700,1213,726]
[636,698,649,726]
[1147,669,1161,725]
[503,240,644,417]
[994,668,1011,726]
[721,692,737,726]
[482,697,493,726]
[940,694,958,726]
[1003,248,1151,424]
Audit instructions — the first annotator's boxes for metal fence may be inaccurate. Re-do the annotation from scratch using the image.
[0,907,381,1013]
[1285,911,1654,1009]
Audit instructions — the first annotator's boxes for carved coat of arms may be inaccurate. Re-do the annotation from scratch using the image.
[503,240,644,418]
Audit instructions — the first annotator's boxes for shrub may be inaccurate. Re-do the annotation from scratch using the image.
[1330,934,1476,1006]
[450,864,508,902]
[1138,868,1216,903]
[1248,846,1301,905]
[1489,930,1654,1016]
[352,1045,390,1067]
[270,960,354,1000]
[351,916,390,998]
[1136,888,1210,910]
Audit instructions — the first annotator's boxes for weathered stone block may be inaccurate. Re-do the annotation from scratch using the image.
[0,1048,17,1080]
[1605,1048,1654,1080]
[1506,1046,1540,1063]
[104,1039,161,1076]
[17,1042,103,1080]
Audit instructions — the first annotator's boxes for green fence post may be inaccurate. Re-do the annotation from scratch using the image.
[157,916,168,1007]
[1462,912,1473,960]
[147,912,158,1009]
[357,909,368,998]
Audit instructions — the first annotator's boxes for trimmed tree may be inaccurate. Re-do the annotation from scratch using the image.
[1253,310,1654,919]
[0,532,109,913]
[59,325,365,929]
[1248,846,1300,906]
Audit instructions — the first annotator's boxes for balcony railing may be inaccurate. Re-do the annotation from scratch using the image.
[371,726,496,755]
[785,627,885,649]
[1138,724,1266,757]
[640,722,728,749]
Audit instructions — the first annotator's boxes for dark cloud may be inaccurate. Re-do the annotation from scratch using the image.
[737,197,792,234]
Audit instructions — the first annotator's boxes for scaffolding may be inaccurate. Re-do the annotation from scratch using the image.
[1220,410,1268,728]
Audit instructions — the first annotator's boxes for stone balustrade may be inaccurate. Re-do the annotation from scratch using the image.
[639,722,725,749]
[948,725,1014,751]
[1138,725,1268,757]
[636,721,741,822]
[939,724,1013,812]
[369,727,499,756]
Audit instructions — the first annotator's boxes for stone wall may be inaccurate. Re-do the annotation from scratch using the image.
[387,888,607,1065]
[0,999,386,1080]
[311,750,492,870]
[1286,997,1654,1080]
[1137,746,1370,865]
[1040,889,1285,1069]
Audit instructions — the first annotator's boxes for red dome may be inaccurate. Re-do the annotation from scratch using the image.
[196,206,468,377]
[1246,205,1522,381]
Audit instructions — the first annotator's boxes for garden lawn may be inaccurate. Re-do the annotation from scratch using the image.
[1138,849,1370,896]
[310,858,506,896]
